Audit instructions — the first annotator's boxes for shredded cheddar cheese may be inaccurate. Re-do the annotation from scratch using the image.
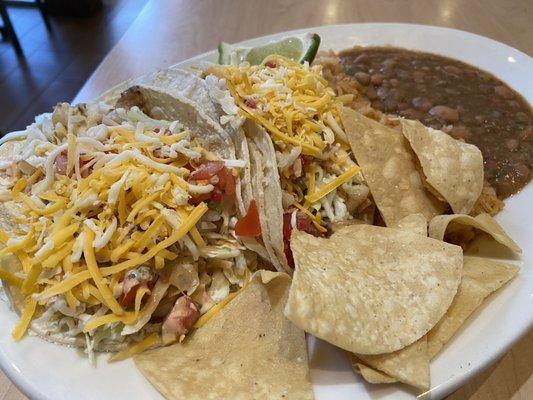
[83,227,124,315]
[83,312,137,333]
[0,79,253,358]
[193,291,240,329]
[209,56,348,157]
[108,333,161,362]
[306,165,360,204]
[12,297,37,341]
[0,268,23,288]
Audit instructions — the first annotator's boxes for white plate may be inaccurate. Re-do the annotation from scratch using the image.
[1,23,532,400]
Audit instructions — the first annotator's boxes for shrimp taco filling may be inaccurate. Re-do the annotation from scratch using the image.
[0,101,256,360]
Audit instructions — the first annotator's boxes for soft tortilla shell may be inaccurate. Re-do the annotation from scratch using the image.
[117,84,250,218]
[285,225,462,355]
[340,107,446,226]
[401,119,483,215]
[99,67,254,216]
[427,256,519,358]
[98,67,219,119]
[244,120,290,273]
[116,85,235,160]
[428,213,521,254]
[134,271,313,400]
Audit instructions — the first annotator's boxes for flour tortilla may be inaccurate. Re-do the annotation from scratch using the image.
[244,120,290,273]
[401,119,483,215]
[285,225,463,355]
[428,213,521,254]
[340,107,446,226]
[134,271,313,400]
[427,256,519,358]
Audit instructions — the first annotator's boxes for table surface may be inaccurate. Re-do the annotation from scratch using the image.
[3,0,532,399]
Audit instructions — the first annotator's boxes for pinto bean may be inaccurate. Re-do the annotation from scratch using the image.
[370,73,383,85]
[494,85,515,99]
[429,105,459,122]
[450,125,472,140]
[354,72,370,85]
[504,138,520,152]
[412,97,433,112]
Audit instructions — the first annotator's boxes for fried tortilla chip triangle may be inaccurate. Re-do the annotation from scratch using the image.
[401,119,483,215]
[349,216,431,390]
[428,256,519,358]
[339,107,446,226]
[285,225,462,355]
[135,271,313,400]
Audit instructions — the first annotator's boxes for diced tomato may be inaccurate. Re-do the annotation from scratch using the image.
[55,149,93,177]
[210,188,223,203]
[120,283,140,307]
[235,200,261,237]
[162,295,200,343]
[188,192,211,205]
[189,161,224,181]
[188,160,236,204]
[283,211,324,268]
[300,155,313,172]
[119,267,154,308]
[54,150,69,174]
[245,98,257,108]
[217,167,235,197]
[265,61,277,68]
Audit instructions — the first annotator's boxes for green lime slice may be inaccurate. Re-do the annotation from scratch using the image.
[218,33,321,65]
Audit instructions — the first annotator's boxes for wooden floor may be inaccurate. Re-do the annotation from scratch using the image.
[0,0,147,135]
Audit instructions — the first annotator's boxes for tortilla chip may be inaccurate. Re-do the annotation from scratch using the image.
[394,213,427,236]
[349,355,397,384]
[401,119,483,215]
[340,107,446,227]
[134,271,313,400]
[349,216,430,390]
[356,337,429,390]
[427,256,519,358]
[284,225,462,355]
[428,213,521,254]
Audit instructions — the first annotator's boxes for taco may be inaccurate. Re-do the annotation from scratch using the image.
[202,56,374,269]
[99,68,272,263]
[0,87,261,357]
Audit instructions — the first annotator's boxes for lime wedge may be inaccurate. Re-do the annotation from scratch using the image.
[218,33,321,65]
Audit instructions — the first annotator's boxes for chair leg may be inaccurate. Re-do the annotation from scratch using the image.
[35,0,52,32]
[0,1,23,55]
